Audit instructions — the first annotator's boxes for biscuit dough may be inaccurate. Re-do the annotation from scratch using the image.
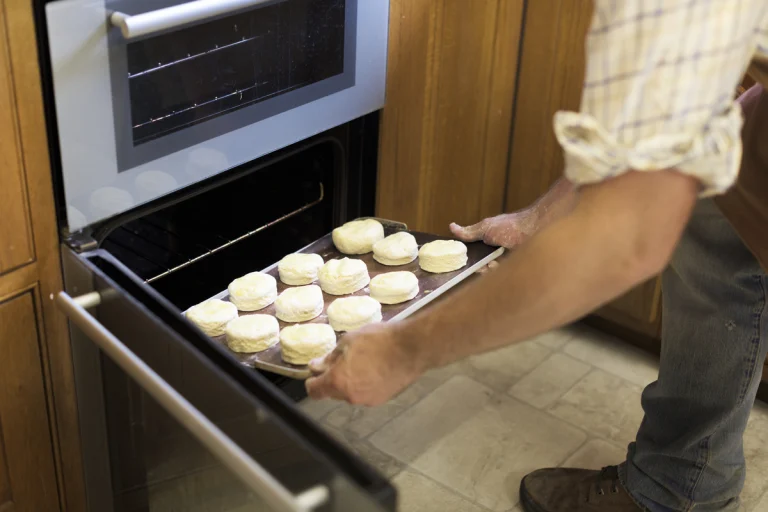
[318,258,370,295]
[327,296,382,332]
[373,231,419,266]
[278,253,325,285]
[332,219,385,254]
[369,271,420,304]
[280,323,336,365]
[186,299,238,337]
[275,285,324,322]
[418,240,468,273]
[225,314,279,353]
[227,272,278,311]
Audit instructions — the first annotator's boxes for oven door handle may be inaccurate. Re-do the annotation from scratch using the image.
[56,290,329,512]
[110,0,273,40]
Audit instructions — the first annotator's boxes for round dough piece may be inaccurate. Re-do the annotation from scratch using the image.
[228,272,277,312]
[186,299,238,337]
[370,271,420,304]
[373,232,419,266]
[332,219,385,255]
[275,285,324,322]
[225,315,279,353]
[418,240,468,273]
[318,258,370,295]
[280,323,336,365]
[278,253,325,285]
[327,296,382,332]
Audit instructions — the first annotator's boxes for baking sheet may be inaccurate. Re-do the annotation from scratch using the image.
[198,222,504,379]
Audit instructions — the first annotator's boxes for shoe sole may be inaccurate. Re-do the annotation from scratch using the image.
[519,480,547,512]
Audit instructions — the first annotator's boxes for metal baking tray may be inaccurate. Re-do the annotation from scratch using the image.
[196,219,504,379]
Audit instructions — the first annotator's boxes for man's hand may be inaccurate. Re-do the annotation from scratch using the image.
[449,211,538,249]
[305,323,422,405]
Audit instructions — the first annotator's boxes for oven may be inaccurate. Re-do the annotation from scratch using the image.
[35,0,395,510]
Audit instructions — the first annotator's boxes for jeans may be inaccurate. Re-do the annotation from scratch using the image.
[619,199,768,511]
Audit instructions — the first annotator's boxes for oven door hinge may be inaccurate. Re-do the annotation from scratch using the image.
[64,231,99,253]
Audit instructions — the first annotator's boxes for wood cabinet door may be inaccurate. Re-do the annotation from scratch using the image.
[0,290,60,512]
[377,0,525,235]
[0,10,34,275]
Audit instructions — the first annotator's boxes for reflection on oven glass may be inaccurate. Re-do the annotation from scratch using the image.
[67,205,87,231]
[127,0,346,146]
[89,186,135,220]
[186,147,230,179]
[135,170,179,203]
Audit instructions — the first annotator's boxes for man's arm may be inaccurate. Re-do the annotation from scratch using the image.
[307,170,697,405]
[450,178,578,248]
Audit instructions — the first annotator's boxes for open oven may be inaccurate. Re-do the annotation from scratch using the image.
[35,0,395,510]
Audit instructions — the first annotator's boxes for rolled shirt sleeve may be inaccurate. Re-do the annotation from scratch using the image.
[555,0,768,196]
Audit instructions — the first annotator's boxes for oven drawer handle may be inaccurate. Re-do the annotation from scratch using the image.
[56,290,329,512]
[110,0,274,40]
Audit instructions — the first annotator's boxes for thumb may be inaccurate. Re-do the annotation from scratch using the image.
[449,220,487,242]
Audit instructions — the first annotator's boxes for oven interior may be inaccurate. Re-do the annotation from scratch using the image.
[88,115,378,399]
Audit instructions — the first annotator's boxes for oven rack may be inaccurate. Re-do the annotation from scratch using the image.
[103,184,324,284]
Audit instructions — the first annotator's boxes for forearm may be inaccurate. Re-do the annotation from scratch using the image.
[530,178,579,229]
[398,171,697,371]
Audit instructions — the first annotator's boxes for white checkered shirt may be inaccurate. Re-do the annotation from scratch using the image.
[555,0,768,196]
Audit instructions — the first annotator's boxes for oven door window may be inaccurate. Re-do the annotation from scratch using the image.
[111,0,356,170]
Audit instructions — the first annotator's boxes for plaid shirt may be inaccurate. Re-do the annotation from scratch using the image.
[555,0,768,196]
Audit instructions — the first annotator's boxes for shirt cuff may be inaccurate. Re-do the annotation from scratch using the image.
[553,103,744,197]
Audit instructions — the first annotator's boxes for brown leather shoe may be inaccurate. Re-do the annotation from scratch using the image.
[520,466,646,511]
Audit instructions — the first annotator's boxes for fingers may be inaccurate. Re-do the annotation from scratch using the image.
[308,344,345,375]
[306,372,344,400]
[449,220,487,242]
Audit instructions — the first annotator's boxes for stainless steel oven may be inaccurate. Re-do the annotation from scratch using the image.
[35,0,395,510]
[44,0,387,231]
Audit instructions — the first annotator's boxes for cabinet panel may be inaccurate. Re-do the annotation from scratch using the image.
[0,291,60,511]
[377,0,524,235]
[0,12,34,274]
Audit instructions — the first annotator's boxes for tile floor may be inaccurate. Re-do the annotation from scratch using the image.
[299,323,768,512]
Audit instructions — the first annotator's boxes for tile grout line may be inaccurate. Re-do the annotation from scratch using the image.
[399,464,502,512]
[504,351,596,407]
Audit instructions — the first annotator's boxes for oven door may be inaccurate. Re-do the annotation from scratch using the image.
[58,246,396,512]
[43,0,388,232]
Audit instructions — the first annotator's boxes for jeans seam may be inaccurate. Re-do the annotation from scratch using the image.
[737,274,767,404]
[684,435,712,511]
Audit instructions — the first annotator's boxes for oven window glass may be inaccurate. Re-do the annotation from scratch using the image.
[111,0,357,171]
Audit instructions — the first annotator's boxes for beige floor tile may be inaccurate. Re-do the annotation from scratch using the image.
[324,371,451,438]
[547,370,644,447]
[382,394,587,511]
[741,402,768,511]
[508,353,592,409]
[530,327,577,350]
[320,425,404,479]
[392,470,487,512]
[561,439,626,470]
[450,340,552,391]
[370,376,494,462]
[297,397,340,421]
[563,327,659,388]
[751,490,768,512]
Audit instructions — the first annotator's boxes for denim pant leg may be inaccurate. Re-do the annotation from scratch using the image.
[620,199,768,512]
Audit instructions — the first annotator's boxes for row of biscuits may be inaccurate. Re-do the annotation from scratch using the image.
[185,219,469,365]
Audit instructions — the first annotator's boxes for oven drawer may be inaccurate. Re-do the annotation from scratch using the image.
[59,246,395,512]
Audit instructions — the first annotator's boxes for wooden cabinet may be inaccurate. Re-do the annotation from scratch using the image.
[377,0,525,235]
[0,292,60,512]
[0,1,85,510]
